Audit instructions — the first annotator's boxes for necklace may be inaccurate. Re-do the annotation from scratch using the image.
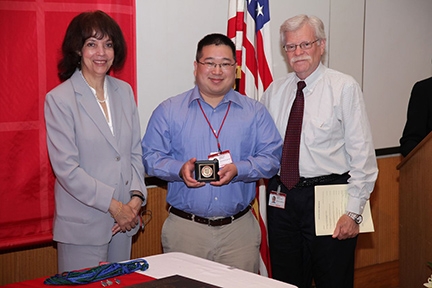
[80,71,108,103]
[96,93,107,103]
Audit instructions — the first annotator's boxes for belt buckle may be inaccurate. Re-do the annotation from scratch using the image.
[295,179,305,188]
[208,217,232,226]
[193,215,210,225]
[208,218,220,226]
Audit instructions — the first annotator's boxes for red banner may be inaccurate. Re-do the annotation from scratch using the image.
[0,0,136,249]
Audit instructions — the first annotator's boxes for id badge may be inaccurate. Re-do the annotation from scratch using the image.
[269,185,286,209]
[208,150,233,168]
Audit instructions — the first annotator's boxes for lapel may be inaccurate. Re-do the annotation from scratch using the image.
[71,70,120,153]
[106,76,123,143]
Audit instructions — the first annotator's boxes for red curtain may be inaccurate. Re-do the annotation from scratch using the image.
[0,0,136,249]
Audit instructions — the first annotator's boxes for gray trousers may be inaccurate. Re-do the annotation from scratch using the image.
[161,210,261,273]
[57,232,132,273]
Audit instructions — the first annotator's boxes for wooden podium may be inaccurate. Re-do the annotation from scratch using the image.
[397,132,432,288]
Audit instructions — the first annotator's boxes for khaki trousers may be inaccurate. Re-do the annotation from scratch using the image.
[162,210,261,273]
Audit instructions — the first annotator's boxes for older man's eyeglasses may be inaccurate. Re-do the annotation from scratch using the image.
[197,61,236,70]
[283,39,320,52]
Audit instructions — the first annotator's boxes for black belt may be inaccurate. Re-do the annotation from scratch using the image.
[169,205,251,226]
[295,172,349,188]
[276,172,349,188]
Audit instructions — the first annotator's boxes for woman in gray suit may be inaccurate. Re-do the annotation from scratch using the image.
[44,10,147,273]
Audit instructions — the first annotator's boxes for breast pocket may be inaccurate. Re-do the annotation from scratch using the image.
[304,116,339,146]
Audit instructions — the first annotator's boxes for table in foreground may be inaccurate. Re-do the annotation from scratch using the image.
[2,252,296,287]
[139,252,297,288]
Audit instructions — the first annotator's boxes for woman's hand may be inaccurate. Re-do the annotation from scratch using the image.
[109,199,140,233]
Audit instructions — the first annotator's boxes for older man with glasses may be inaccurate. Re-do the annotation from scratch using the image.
[260,14,378,288]
[142,33,282,273]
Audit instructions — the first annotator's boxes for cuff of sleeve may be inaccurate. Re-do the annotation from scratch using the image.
[172,161,185,181]
[345,195,367,215]
[130,190,147,206]
[232,161,247,181]
[96,184,115,213]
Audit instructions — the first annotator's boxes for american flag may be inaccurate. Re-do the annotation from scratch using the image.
[227,0,273,277]
[227,0,273,101]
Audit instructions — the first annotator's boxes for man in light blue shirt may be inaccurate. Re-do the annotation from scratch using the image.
[142,33,282,273]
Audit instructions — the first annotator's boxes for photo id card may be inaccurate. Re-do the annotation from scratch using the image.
[269,191,286,209]
[208,150,232,168]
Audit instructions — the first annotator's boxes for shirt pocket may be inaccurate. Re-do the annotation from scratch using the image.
[304,116,337,146]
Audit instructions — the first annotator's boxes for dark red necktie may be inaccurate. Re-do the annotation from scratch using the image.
[280,81,306,189]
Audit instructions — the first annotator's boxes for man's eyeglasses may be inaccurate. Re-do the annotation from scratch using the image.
[283,39,320,52]
[197,61,236,70]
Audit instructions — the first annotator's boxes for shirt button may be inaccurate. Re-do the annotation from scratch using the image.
[125,181,129,185]
[115,156,120,161]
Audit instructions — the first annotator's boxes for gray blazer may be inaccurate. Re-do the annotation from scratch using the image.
[45,70,147,245]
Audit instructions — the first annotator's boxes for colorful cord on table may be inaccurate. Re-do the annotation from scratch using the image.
[43,258,149,285]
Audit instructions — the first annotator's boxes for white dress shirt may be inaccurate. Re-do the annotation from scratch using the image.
[261,63,378,214]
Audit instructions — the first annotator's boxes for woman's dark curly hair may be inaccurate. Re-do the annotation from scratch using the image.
[57,10,127,82]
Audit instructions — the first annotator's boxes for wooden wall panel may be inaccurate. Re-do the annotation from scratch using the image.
[354,260,399,288]
[353,156,401,288]
[131,186,168,259]
[355,156,401,268]
[0,244,57,285]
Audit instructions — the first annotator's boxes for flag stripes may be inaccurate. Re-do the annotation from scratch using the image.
[227,0,274,277]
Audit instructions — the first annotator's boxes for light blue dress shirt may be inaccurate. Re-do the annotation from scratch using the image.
[142,86,282,218]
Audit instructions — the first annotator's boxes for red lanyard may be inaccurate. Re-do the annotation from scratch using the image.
[197,99,232,153]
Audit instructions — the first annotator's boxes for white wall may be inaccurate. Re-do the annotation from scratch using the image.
[137,0,228,138]
[136,0,331,136]
[362,0,432,150]
[136,0,432,151]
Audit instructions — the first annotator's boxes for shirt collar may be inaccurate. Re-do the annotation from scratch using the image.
[187,85,243,108]
[295,63,325,92]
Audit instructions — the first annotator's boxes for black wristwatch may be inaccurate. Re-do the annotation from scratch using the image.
[346,212,363,224]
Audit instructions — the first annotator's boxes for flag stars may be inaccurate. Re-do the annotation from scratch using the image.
[256,2,264,17]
